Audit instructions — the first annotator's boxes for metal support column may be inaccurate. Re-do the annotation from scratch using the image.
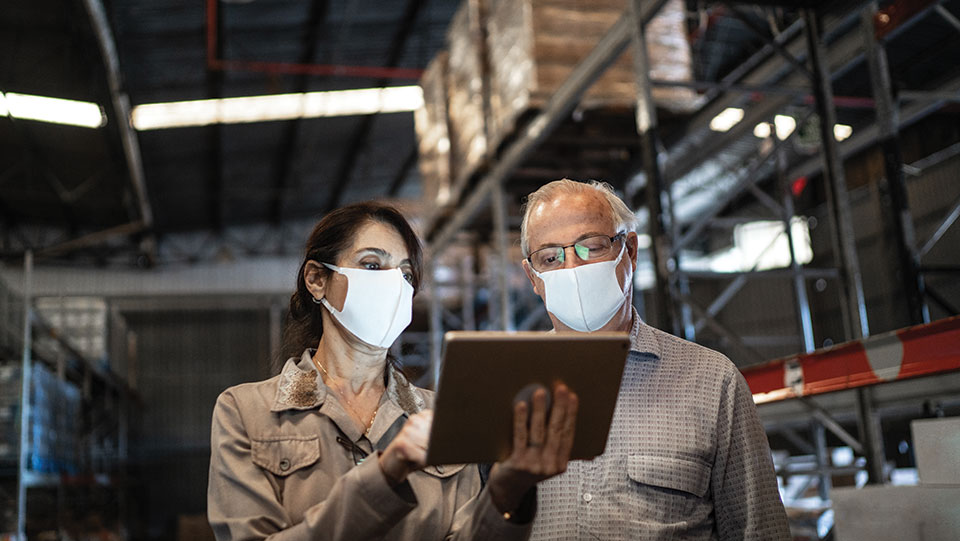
[118,382,129,536]
[777,136,816,352]
[460,253,477,331]
[813,421,831,501]
[82,0,156,264]
[860,4,927,325]
[855,386,887,484]
[630,0,677,334]
[491,179,514,331]
[804,9,869,341]
[17,251,33,541]
[428,264,444,390]
[808,9,885,483]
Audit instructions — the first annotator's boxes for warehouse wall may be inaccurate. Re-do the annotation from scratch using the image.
[683,130,960,363]
[124,309,272,541]
[805,143,960,342]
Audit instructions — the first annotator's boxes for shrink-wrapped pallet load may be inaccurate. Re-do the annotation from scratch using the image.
[486,0,698,149]
[446,0,489,185]
[414,51,453,207]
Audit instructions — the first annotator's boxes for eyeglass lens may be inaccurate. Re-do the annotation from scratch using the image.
[531,235,618,271]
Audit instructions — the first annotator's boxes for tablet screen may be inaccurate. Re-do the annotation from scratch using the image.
[425,331,630,465]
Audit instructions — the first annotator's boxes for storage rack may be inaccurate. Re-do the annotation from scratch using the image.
[416,0,960,537]
[1,253,137,540]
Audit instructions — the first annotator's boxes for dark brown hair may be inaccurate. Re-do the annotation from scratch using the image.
[277,202,423,372]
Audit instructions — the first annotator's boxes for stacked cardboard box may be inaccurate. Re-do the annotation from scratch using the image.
[445,0,489,185]
[486,0,697,149]
[414,51,453,207]
[416,0,697,205]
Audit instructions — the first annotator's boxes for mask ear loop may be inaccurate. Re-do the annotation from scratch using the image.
[310,261,343,305]
[312,262,341,305]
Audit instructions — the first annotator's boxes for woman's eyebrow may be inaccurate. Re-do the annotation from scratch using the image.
[354,247,388,257]
[354,248,410,266]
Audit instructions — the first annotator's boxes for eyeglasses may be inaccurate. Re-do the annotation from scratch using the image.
[527,232,625,273]
[336,436,369,466]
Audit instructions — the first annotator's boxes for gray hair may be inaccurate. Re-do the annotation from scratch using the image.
[520,179,638,257]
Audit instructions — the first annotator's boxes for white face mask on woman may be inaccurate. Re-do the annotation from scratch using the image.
[532,244,630,332]
[319,263,414,348]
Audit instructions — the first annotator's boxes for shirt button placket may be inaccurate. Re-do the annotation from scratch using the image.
[580,458,600,538]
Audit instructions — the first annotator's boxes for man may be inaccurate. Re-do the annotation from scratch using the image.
[519,179,790,540]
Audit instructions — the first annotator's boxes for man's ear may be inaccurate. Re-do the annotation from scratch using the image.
[625,232,639,272]
[521,259,544,297]
[303,261,328,301]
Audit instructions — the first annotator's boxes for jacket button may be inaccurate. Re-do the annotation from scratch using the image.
[279,459,291,472]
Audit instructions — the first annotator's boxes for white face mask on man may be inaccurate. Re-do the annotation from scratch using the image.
[532,243,630,332]
[319,262,414,348]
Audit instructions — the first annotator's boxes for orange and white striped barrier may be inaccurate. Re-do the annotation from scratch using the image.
[744,315,960,404]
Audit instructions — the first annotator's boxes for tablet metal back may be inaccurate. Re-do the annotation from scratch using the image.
[425,331,630,465]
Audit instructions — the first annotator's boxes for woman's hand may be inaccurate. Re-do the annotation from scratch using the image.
[486,383,579,514]
[378,410,432,486]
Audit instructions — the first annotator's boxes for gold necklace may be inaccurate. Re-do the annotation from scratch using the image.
[313,357,380,436]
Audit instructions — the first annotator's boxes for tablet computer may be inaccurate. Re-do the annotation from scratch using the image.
[425,331,630,466]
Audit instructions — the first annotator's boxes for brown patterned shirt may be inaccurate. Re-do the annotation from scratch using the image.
[531,309,791,540]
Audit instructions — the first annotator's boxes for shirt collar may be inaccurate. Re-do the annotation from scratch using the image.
[628,306,662,362]
[271,349,427,415]
[545,306,662,361]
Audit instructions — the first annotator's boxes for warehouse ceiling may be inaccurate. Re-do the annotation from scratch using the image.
[1,0,959,269]
[1,0,457,267]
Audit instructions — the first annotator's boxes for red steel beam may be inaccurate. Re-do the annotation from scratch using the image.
[745,315,960,403]
[205,0,424,81]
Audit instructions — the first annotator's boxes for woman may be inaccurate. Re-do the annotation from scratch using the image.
[208,202,578,540]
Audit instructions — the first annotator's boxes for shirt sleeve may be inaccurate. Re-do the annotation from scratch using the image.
[207,391,418,541]
[711,370,792,541]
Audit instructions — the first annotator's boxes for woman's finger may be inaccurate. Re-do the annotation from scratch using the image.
[405,438,428,466]
[409,410,433,434]
[402,411,433,448]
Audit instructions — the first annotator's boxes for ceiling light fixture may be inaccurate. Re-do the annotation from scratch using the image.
[774,115,796,141]
[834,124,853,142]
[753,122,771,139]
[709,107,744,132]
[1,91,106,128]
[752,116,797,141]
[130,86,424,130]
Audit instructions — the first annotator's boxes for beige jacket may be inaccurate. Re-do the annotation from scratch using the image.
[208,350,530,541]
